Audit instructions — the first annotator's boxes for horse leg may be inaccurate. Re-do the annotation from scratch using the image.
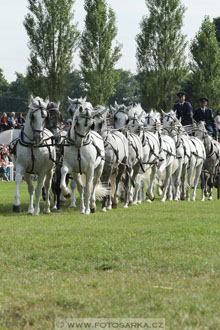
[192,163,203,201]
[33,173,46,215]
[132,165,141,205]
[69,179,77,208]
[147,165,157,202]
[101,165,112,212]
[72,173,85,214]
[173,160,183,201]
[24,173,34,215]
[43,169,53,214]
[84,169,93,215]
[60,164,71,198]
[90,163,104,213]
[112,164,125,208]
[200,171,206,202]
[161,163,172,202]
[208,173,215,201]
[13,165,24,212]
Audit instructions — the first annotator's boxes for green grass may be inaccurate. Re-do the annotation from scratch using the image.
[1,181,220,329]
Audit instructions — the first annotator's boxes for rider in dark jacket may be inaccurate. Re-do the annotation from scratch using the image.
[193,97,217,138]
[173,91,193,126]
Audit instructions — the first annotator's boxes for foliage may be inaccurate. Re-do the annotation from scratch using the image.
[1,182,220,329]
[108,69,140,105]
[213,17,220,44]
[190,16,220,112]
[61,70,87,114]
[0,68,9,95]
[0,73,29,115]
[136,0,188,111]
[24,0,79,103]
[80,0,122,106]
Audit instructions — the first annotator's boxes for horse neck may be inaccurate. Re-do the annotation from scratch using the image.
[203,134,212,153]
[23,115,34,141]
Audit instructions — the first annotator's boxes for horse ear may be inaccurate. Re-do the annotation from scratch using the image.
[30,95,34,103]
[68,96,73,104]
[83,96,87,103]
[45,96,50,103]
[110,105,116,113]
[161,109,167,116]
[57,100,61,108]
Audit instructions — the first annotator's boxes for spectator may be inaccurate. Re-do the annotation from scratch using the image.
[63,118,72,132]
[8,112,17,129]
[0,112,9,131]
[16,112,25,129]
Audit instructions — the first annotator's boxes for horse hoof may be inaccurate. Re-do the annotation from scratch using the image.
[13,205,21,213]
[26,210,34,215]
[69,205,77,208]
[101,208,107,212]
[90,208,96,213]
[123,205,128,208]
[112,204,118,209]
[56,209,62,213]
[146,199,152,203]
[64,193,71,199]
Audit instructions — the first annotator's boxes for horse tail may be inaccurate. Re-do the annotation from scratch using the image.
[95,183,109,200]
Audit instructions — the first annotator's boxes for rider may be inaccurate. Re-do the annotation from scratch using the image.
[173,91,193,126]
[193,97,217,139]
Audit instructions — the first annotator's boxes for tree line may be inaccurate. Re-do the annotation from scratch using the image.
[1,0,220,116]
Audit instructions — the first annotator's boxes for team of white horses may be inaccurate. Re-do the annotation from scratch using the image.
[11,96,220,215]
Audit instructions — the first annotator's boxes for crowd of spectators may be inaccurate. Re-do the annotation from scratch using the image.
[0,112,25,131]
[0,144,12,181]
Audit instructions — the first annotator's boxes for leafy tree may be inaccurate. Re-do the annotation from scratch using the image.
[0,73,29,115]
[80,0,122,106]
[190,16,220,111]
[0,68,9,95]
[136,0,188,111]
[213,17,220,44]
[62,70,87,113]
[24,0,79,103]
[108,69,140,105]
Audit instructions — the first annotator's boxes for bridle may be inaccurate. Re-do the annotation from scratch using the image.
[29,103,47,135]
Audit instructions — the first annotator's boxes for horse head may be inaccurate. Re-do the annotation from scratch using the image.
[46,100,63,139]
[28,96,49,143]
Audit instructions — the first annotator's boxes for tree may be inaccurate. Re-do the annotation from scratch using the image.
[136,0,188,111]
[213,17,220,44]
[190,16,220,111]
[61,70,87,113]
[80,0,122,106]
[108,69,140,105]
[24,0,79,103]
[0,73,29,115]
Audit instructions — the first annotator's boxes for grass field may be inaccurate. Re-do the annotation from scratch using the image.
[0,181,220,329]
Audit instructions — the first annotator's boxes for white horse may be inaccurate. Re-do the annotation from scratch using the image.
[162,111,206,201]
[92,106,129,211]
[12,96,56,215]
[162,110,192,201]
[111,102,143,207]
[143,111,177,202]
[193,121,220,201]
[126,105,160,203]
[60,105,105,215]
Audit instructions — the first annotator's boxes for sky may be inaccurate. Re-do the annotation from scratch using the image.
[1,0,220,82]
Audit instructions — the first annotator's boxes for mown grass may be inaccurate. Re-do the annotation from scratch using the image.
[0,181,220,329]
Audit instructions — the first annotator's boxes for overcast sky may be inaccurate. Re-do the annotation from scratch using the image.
[1,0,220,82]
